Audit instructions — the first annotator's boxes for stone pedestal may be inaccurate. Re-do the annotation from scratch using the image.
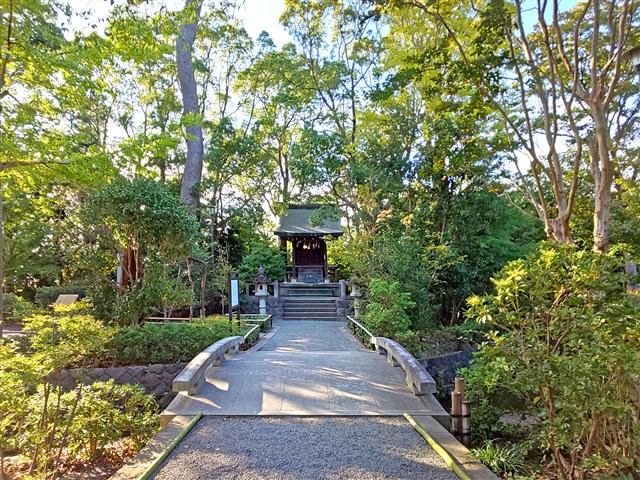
[350,290,362,318]
[258,297,267,315]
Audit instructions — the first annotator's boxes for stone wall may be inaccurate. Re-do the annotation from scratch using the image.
[57,363,188,408]
[336,299,352,321]
[419,350,475,402]
[242,297,284,320]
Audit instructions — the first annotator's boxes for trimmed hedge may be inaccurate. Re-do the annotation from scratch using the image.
[105,320,248,366]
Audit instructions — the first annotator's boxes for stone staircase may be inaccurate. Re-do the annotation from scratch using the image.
[282,284,338,321]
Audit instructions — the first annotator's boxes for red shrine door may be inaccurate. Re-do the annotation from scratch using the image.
[291,237,327,282]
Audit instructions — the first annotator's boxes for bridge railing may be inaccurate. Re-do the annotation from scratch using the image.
[373,337,437,396]
[346,316,375,347]
[173,315,272,395]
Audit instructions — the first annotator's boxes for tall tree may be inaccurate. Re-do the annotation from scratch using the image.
[380,0,638,252]
[177,0,204,211]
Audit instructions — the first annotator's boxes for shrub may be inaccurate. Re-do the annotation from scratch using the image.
[465,244,640,478]
[238,243,285,283]
[34,284,88,308]
[0,310,156,479]
[24,308,115,369]
[471,440,528,477]
[20,381,158,475]
[2,293,37,324]
[417,321,490,357]
[87,269,194,326]
[106,319,248,365]
[363,279,415,338]
[65,381,159,461]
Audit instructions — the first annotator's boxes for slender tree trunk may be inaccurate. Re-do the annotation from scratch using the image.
[590,107,614,254]
[0,178,4,340]
[176,0,204,212]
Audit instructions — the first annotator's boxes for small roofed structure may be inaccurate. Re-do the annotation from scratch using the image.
[274,205,343,283]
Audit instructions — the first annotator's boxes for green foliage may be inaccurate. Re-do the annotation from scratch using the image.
[471,440,528,477]
[23,306,115,370]
[363,279,416,338]
[238,243,285,283]
[84,177,198,261]
[2,293,38,324]
[19,381,158,475]
[106,319,248,365]
[465,244,640,478]
[0,305,156,478]
[82,178,199,325]
[64,381,159,461]
[417,321,490,357]
[34,283,88,308]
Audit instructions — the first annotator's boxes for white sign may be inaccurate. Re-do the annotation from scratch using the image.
[230,279,240,308]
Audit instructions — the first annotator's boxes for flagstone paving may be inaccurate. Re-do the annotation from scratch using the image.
[163,321,448,419]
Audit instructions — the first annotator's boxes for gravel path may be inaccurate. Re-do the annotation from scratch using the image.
[260,321,363,352]
[151,417,458,480]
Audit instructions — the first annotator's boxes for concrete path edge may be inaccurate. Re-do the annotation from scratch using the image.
[408,415,499,480]
[110,415,199,480]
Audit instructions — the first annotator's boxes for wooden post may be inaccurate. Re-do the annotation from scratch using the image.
[461,401,471,446]
[455,377,465,399]
[451,391,461,434]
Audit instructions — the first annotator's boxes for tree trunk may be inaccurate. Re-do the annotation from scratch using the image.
[590,107,614,254]
[176,0,204,212]
[0,179,4,341]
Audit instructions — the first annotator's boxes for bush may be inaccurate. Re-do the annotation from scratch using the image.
[106,319,248,365]
[417,321,490,357]
[20,381,158,475]
[24,307,115,369]
[65,380,159,461]
[2,293,37,324]
[0,308,156,479]
[471,440,528,477]
[238,243,285,283]
[87,269,195,326]
[34,283,88,308]
[363,279,416,338]
[465,244,640,478]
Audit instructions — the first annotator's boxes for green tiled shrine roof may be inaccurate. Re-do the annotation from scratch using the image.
[274,205,343,237]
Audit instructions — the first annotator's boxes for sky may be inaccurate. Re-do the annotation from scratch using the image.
[69,0,292,47]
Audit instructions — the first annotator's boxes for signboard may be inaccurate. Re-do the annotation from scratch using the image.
[228,271,240,325]
[230,278,240,308]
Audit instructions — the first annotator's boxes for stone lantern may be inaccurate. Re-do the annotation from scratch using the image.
[350,270,364,318]
[254,267,271,315]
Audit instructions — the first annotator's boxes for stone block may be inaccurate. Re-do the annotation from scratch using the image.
[60,376,78,391]
[103,367,125,382]
[141,372,161,391]
[118,372,140,386]
[147,364,165,375]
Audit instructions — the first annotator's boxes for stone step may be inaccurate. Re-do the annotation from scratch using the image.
[288,290,334,296]
[284,306,337,312]
[281,316,338,321]
[282,297,337,303]
[283,312,337,319]
[283,310,336,316]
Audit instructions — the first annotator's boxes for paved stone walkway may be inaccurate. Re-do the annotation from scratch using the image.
[260,321,365,351]
[119,321,498,480]
[164,321,448,418]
